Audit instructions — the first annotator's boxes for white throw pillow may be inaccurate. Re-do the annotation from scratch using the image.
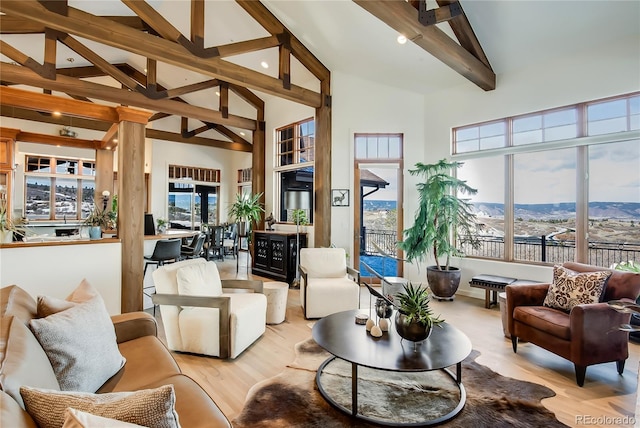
[29,286,125,392]
[21,385,180,428]
[176,262,222,297]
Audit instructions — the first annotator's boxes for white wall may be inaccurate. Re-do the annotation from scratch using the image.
[331,71,426,266]
[0,242,122,314]
[418,33,640,297]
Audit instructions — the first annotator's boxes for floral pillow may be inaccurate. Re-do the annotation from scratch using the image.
[543,265,611,312]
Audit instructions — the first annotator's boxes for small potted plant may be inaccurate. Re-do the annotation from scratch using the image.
[228,192,264,236]
[156,217,168,234]
[83,206,111,239]
[395,282,444,346]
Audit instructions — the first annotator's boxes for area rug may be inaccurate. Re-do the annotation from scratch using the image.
[233,338,568,427]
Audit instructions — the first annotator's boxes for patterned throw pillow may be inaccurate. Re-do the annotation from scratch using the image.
[20,385,180,428]
[543,265,611,312]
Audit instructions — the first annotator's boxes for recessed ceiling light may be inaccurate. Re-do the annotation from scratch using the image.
[66,57,75,63]
[144,68,148,73]
[52,111,61,117]
[260,61,269,69]
[240,132,245,136]
[215,91,220,96]
[105,146,111,150]
[112,139,118,143]
[397,35,407,45]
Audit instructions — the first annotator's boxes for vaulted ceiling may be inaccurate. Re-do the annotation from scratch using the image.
[0,0,497,150]
[1,0,638,150]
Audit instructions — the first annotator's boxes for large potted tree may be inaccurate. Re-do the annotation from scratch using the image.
[398,159,480,299]
[228,192,264,237]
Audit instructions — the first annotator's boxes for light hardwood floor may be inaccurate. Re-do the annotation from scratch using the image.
[152,254,639,428]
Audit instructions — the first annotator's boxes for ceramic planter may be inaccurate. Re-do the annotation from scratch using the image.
[427,266,461,299]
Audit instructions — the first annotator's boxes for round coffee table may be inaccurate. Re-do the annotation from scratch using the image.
[312,310,472,426]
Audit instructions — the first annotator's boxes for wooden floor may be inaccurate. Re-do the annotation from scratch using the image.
[152,254,639,428]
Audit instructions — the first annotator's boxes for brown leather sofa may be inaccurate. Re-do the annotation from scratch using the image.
[0,285,231,427]
[506,262,640,386]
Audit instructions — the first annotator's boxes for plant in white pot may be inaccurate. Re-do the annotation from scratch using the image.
[398,159,480,299]
[228,192,264,236]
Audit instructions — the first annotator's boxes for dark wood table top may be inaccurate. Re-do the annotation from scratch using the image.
[312,310,472,372]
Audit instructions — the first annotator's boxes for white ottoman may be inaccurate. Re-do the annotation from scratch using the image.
[264,282,288,324]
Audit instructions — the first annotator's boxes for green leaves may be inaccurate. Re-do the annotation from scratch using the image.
[398,159,480,269]
[228,192,264,225]
[396,282,443,327]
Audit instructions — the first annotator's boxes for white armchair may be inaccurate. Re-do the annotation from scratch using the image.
[152,258,266,359]
[299,247,360,319]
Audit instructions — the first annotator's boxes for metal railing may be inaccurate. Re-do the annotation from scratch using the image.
[363,229,640,266]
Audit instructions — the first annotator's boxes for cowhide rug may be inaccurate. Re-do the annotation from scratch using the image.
[233,338,567,427]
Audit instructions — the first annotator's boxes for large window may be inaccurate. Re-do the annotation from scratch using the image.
[275,118,314,223]
[453,92,640,266]
[168,165,220,229]
[24,155,95,221]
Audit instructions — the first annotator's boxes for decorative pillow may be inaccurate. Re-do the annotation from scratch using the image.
[543,265,611,312]
[29,289,125,392]
[63,408,146,428]
[37,279,97,317]
[176,262,222,297]
[21,385,180,428]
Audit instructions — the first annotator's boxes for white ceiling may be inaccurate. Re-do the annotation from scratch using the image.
[2,0,639,95]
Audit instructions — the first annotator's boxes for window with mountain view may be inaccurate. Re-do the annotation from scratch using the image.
[453,92,640,266]
[24,156,95,221]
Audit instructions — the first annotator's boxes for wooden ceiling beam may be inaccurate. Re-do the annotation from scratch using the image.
[58,34,144,92]
[147,129,252,152]
[100,123,119,149]
[0,40,50,78]
[43,28,57,79]
[191,0,205,49]
[0,105,112,131]
[354,0,495,91]
[236,0,329,82]
[164,79,220,99]
[17,131,102,149]
[0,86,119,122]
[0,15,148,34]
[0,0,322,107]
[435,0,492,69]
[0,62,258,130]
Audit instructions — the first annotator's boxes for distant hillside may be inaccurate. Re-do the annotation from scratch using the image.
[474,202,640,220]
[363,200,397,211]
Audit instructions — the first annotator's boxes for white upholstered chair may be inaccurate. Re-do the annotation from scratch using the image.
[152,258,266,359]
[299,247,360,319]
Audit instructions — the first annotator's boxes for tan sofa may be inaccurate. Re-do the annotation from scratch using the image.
[0,285,231,427]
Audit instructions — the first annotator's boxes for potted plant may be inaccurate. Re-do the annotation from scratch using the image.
[228,192,264,236]
[395,283,444,346]
[398,159,480,299]
[83,205,112,239]
[156,217,168,234]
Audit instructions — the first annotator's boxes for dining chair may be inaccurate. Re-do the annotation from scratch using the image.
[143,238,182,316]
[181,233,206,259]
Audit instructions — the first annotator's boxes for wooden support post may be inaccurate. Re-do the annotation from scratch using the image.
[95,148,114,210]
[252,107,266,231]
[314,79,331,248]
[116,106,151,313]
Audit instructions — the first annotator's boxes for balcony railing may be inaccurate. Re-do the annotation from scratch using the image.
[362,228,640,267]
